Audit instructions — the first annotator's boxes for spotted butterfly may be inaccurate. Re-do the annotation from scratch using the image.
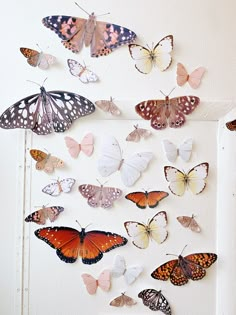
[25,206,64,225]
[42,6,137,57]
[138,289,171,315]
[0,85,95,135]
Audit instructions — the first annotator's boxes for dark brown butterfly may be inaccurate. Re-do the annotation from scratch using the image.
[226,119,236,131]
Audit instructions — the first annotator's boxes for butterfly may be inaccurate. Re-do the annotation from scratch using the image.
[95,98,121,116]
[124,211,168,249]
[30,149,64,173]
[177,214,201,233]
[64,133,94,158]
[20,47,56,69]
[110,293,137,307]
[135,94,200,130]
[226,119,236,131]
[0,85,95,135]
[25,206,64,225]
[138,289,171,315]
[164,162,209,196]
[125,190,169,209]
[81,269,111,295]
[176,63,206,89]
[97,136,153,187]
[42,178,76,196]
[151,250,217,286]
[126,125,151,142]
[128,35,173,74]
[78,182,122,208]
[111,255,143,285]
[42,6,137,57]
[162,138,193,162]
[35,224,127,264]
[67,59,98,83]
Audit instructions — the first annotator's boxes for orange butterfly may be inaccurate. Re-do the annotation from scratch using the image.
[151,249,217,286]
[176,63,205,89]
[125,191,169,209]
[30,149,64,173]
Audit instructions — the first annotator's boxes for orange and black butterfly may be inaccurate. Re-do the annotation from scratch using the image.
[226,119,236,131]
[125,190,169,209]
[35,225,127,264]
[151,249,217,286]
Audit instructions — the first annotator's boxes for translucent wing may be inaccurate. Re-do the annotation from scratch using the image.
[162,140,178,162]
[164,166,187,196]
[188,67,206,89]
[126,125,151,142]
[64,136,81,158]
[110,293,137,307]
[80,133,94,156]
[187,163,209,194]
[178,138,193,161]
[128,44,153,74]
[111,254,126,278]
[95,99,121,116]
[81,269,111,294]
[67,59,98,83]
[25,206,64,225]
[177,215,201,232]
[138,289,172,315]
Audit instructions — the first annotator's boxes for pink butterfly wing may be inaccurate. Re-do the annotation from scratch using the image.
[81,274,98,295]
[64,136,81,158]
[80,133,94,156]
[176,63,188,86]
[188,67,206,89]
[97,269,111,292]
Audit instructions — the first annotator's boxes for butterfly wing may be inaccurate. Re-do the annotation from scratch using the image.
[38,53,56,70]
[20,47,40,67]
[138,289,171,315]
[188,67,206,89]
[152,35,173,71]
[164,166,186,196]
[151,259,178,281]
[128,44,153,74]
[81,274,98,295]
[111,255,126,278]
[162,140,178,162]
[42,182,62,196]
[30,149,48,171]
[95,100,121,116]
[148,211,168,244]
[125,266,143,285]
[59,178,76,193]
[125,192,148,208]
[44,155,64,173]
[187,162,209,194]
[178,138,193,162]
[67,59,98,83]
[226,119,236,131]
[64,136,81,158]
[80,133,94,156]
[176,63,189,86]
[100,186,122,208]
[97,269,111,292]
[124,221,149,249]
[184,253,217,269]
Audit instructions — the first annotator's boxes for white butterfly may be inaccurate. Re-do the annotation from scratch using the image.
[164,163,209,196]
[124,211,168,249]
[67,59,98,83]
[97,136,153,187]
[162,138,193,162]
[111,255,143,285]
[128,35,173,74]
[42,178,76,196]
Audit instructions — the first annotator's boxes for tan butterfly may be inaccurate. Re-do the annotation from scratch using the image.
[30,149,64,173]
[126,125,151,142]
[110,293,137,307]
[177,214,201,232]
[20,47,56,69]
[95,97,121,116]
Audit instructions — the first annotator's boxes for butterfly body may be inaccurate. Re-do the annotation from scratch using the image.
[135,95,200,130]
[151,252,217,286]
[176,63,205,89]
[42,14,136,57]
[20,47,56,69]
[42,178,76,196]
[125,190,169,209]
[138,289,171,314]
[30,149,64,173]
[25,206,64,225]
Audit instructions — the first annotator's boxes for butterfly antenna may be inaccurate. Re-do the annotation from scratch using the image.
[159,90,166,97]
[96,12,110,17]
[74,2,90,15]
[133,124,138,129]
[96,179,108,186]
[42,78,48,86]
[36,43,43,51]
[180,244,188,255]
[167,87,176,96]
[27,80,41,87]
[75,220,82,229]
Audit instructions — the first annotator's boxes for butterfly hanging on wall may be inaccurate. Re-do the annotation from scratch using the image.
[78,182,122,208]
[67,59,98,83]
[110,293,137,307]
[162,138,193,162]
[65,133,94,158]
[126,125,151,142]
[138,289,172,315]
[30,149,64,173]
[97,136,153,187]
[226,119,236,131]
[177,214,201,232]
[125,190,169,209]
[95,98,121,116]
[42,178,76,196]
[135,92,200,130]
[124,211,168,249]
[81,270,111,295]
[0,84,95,135]
[42,4,137,57]
[25,205,64,225]
[176,63,206,89]
[151,248,217,286]
[35,224,127,264]
[20,47,56,69]
[128,35,173,74]
[164,162,209,196]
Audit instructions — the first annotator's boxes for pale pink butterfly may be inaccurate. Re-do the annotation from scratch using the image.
[78,181,122,208]
[177,63,206,89]
[25,205,64,225]
[126,124,151,142]
[81,269,111,295]
[95,97,121,116]
[42,178,76,196]
[177,214,201,232]
[111,255,143,285]
[110,293,137,307]
[64,133,94,158]
[67,59,98,83]
[162,138,193,163]
[97,136,153,187]
[20,46,56,70]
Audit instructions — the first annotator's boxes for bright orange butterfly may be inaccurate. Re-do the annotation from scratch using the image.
[151,249,217,286]
[125,191,169,209]
[35,225,127,264]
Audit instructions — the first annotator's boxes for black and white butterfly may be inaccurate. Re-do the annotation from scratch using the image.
[138,289,171,315]
[0,85,95,135]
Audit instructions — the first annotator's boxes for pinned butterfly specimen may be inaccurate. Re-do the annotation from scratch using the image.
[42,4,137,57]
[67,59,98,83]
[162,138,193,162]
[110,293,137,307]
[128,35,173,74]
[20,47,56,70]
[35,224,127,264]
[151,248,217,286]
[164,162,209,196]
[25,205,64,225]
[125,190,169,209]
[124,211,168,249]
[97,136,153,187]
[78,182,122,208]
[111,255,143,285]
[95,97,121,116]
[81,269,111,295]
[126,124,151,142]
[64,133,94,158]
[177,214,201,233]
[0,84,95,135]
[135,92,200,130]
[177,63,206,89]
[138,289,171,315]
[42,178,76,196]
[226,119,236,131]
[30,149,64,173]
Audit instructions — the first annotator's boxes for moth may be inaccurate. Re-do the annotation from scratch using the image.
[67,59,98,83]
[95,97,121,116]
[177,214,201,232]
[30,149,64,173]
[177,63,206,89]
[126,125,151,142]
[110,293,137,307]
[20,47,56,69]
